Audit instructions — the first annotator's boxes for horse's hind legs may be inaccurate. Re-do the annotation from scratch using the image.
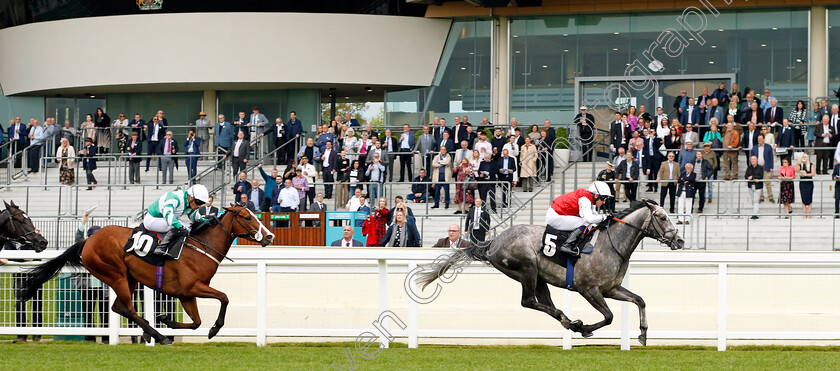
[157,297,201,330]
[520,276,573,330]
[605,286,648,346]
[576,287,614,338]
[110,279,172,345]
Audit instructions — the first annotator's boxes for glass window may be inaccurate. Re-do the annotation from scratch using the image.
[386,19,492,127]
[511,9,808,124]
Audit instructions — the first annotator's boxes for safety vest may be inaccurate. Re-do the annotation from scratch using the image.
[550,189,594,216]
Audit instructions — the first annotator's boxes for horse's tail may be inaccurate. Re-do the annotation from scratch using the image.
[17,239,86,302]
[416,241,490,290]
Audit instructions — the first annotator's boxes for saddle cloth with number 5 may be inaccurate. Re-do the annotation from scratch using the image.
[123,225,168,266]
[540,225,598,266]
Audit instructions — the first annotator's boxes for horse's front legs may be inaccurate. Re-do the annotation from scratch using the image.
[183,282,229,339]
[605,286,648,346]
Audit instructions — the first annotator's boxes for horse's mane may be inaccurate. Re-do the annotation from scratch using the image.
[613,200,649,219]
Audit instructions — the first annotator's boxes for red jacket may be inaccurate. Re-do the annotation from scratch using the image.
[551,189,594,216]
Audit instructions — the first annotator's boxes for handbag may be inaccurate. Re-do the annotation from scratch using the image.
[466,175,478,191]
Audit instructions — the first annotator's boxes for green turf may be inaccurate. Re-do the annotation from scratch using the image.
[1,342,838,370]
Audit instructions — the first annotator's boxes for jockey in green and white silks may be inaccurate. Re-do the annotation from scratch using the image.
[143,184,210,259]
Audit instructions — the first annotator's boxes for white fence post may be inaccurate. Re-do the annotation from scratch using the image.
[717,263,727,351]
[562,290,572,350]
[620,273,630,350]
[256,261,267,347]
[378,259,388,349]
[407,261,418,349]
[108,287,119,345]
[144,286,155,346]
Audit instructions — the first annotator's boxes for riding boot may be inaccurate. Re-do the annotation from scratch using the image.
[558,228,584,257]
[155,229,186,260]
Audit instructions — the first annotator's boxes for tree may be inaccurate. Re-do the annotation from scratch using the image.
[321,102,369,127]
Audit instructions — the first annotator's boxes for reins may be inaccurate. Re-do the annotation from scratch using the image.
[184,208,258,265]
[603,204,676,261]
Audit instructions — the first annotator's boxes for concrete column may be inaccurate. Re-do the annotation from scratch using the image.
[809,6,827,100]
[203,90,217,152]
[493,16,510,127]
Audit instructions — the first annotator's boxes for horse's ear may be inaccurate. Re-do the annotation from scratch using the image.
[9,200,17,208]
[2,200,8,209]
[641,198,659,209]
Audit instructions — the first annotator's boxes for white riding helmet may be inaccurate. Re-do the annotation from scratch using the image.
[187,184,210,204]
[588,181,613,198]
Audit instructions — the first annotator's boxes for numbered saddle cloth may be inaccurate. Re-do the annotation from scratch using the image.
[123,225,168,266]
[540,225,597,267]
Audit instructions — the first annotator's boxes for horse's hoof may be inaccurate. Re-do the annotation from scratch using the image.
[572,320,583,326]
[141,332,152,344]
[159,337,173,346]
[581,331,594,338]
[638,334,647,346]
[208,326,220,339]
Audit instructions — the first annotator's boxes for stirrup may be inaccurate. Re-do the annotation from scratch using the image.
[558,244,580,257]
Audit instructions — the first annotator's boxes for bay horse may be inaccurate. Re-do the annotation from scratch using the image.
[18,205,274,344]
[0,200,48,252]
[417,200,683,346]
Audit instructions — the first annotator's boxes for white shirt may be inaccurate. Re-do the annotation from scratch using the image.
[473,207,481,230]
[322,148,332,168]
[687,106,695,123]
[400,133,411,149]
[234,139,243,156]
[249,189,261,211]
[341,238,354,247]
[298,163,317,183]
[277,186,300,209]
[825,124,832,144]
[346,196,364,211]
[668,161,675,180]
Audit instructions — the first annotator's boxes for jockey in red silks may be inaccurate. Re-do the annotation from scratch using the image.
[545,181,613,256]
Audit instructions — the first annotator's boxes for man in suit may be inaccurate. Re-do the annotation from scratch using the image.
[197,195,219,217]
[434,130,456,154]
[214,114,234,165]
[433,118,451,145]
[249,107,269,141]
[184,129,201,181]
[463,124,478,150]
[156,131,178,184]
[8,117,28,166]
[691,151,714,213]
[310,193,327,227]
[477,153,498,212]
[616,152,640,202]
[830,105,840,148]
[657,152,679,213]
[125,131,143,184]
[397,124,416,182]
[432,224,473,249]
[712,82,730,108]
[776,118,796,163]
[261,118,287,164]
[816,114,834,174]
[452,119,468,145]
[740,122,760,163]
[285,111,303,161]
[431,147,452,209]
[681,123,699,150]
[642,129,663,192]
[680,98,700,127]
[233,111,250,140]
[331,225,363,247]
[490,128,507,160]
[321,141,338,198]
[764,98,784,132]
[406,169,431,203]
[454,140,473,165]
[380,129,399,181]
[414,125,434,175]
[574,106,596,161]
[233,171,251,201]
[696,87,712,125]
[230,130,250,175]
[749,133,775,203]
[365,139,389,172]
[247,179,266,212]
[237,193,256,212]
[129,114,146,142]
[706,98,724,126]
[543,120,556,179]
[465,197,490,243]
[497,149,517,208]
[80,137,97,190]
[144,115,166,172]
[609,112,630,153]
[673,89,688,117]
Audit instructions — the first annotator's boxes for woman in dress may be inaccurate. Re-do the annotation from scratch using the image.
[453,158,474,215]
[797,153,816,218]
[55,138,75,185]
[627,105,639,132]
[94,108,111,153]
[656,117,671,139]
[777,157,795,218]
[112,113,130,153]
[519,136,538,192]
[80,114,96,144]
[343,127,359,162]
[789,100,808,148]
[664,127,681,155]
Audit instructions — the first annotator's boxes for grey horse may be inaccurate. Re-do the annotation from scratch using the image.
[417,199,683,345]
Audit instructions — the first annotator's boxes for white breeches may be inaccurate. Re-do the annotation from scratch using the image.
[545,208,586,231]
[143,213,172,233]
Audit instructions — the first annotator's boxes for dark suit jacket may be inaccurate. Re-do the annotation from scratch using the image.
[198,205,219,216]
[382,136,399,154]
[145,121,166,142]
[379,222,421,247]
[237,201,256,212]
[81,144,97,170]
[642,137,663,164]
[452,124,469,144]
[434,137,456,153]
[691,159,715,180]
[676,171,696,197]
[331,238,364,247]
[616,159,640,181]
[497,156,517,181]
[610,121,631,148]
[741,129,760,148]
[410,176,432,195]
[322,148,339,171]
[310,201,327,212]
[679,106,701,126]
[764,106,784,125]
[776,126,796,148]
[8,123,28,147]
[233,180,251,200]
[231,139,250,160]
[124,139,143,163]
[740,109,764,125]
[431,237,473,248]
[155,138,179,155]
[750,144,775,172]
[477,160,498,181]
[463,132,478,149]
[129,119,146,141]
[433,126,451,144]
[464,206,490,235]
[490,136,507,158]
[184,137,201,155]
